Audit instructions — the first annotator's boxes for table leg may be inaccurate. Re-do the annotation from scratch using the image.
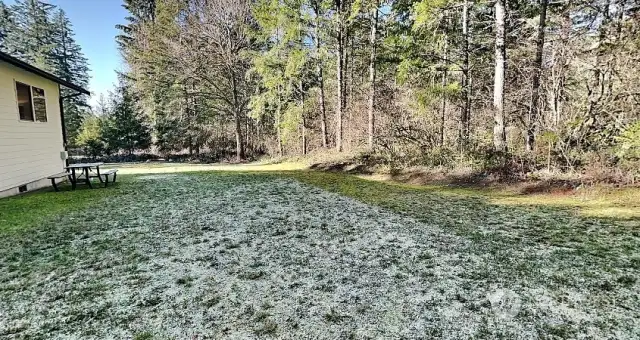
[96,166,104,184]
[71,168,77,190]
[85,167,93,189]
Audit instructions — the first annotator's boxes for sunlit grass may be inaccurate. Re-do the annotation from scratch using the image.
[357,173,640,221]
[110,161,307,175]
[491,191,640,220]
[0,179,125,234]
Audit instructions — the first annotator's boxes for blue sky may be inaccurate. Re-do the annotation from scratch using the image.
[7,0,127,106]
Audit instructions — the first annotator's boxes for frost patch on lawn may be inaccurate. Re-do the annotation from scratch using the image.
[0,174,638,339]
[135,174,181,181]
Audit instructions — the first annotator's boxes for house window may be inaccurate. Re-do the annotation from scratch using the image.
[15,82,47,122]
[16,82,33,121]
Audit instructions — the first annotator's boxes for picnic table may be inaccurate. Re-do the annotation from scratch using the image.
[66,163,104,190]
[47,163,119,192]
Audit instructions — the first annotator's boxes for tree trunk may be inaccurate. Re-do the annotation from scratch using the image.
[300,81,307,155]
[587,0,611,121]
[317,51,328,149]
[245,116,250,153]
[302,117,307,155]
[337,57,344,152]
[551,3,571,127]
[615,0,625,39]
[276,96,283,156]
[493,0,507,152]
[441,70,447,147]
[440,13,448,148]
[319,66,329,148]
[367,1,378,150]
[314,2,329,148]
[348,33,354,106]
[346,32,354,149]
[230,72,244,161]
[526,0,548,152]
[460,0,471,150]
[234,110,243,161]
[335,3,345,152]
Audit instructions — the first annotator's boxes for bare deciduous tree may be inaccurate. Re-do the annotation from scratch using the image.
[168,0,253,161]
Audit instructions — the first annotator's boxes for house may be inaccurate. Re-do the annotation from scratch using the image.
[0,51,90,198]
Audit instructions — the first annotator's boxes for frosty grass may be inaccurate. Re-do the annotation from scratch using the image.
[0,173,638,339]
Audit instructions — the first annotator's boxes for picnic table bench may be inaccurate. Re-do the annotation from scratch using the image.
[96,169,118,186]
[47,172,73,192]
[47,162,119,191]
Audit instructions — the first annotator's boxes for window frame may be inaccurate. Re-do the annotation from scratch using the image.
[31,86,47,123]
[14,80,47,123]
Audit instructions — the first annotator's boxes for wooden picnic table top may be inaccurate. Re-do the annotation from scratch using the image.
[65,162,104,169]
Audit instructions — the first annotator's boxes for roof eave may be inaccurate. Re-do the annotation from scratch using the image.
[0,52,90,95]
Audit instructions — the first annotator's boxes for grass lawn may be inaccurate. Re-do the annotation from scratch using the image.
[0,166,638,339]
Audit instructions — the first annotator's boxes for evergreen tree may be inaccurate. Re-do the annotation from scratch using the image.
[51,9,89,85]
[93,93,110,116]
[250,0,312,155]
[75,115,105,158]
[10,0,56,71]
[0,1,17,54]
[0,2,8,41]
[116,0,156,53]
[121,0,191,155]
[51,8,91,145]
[104,77,152,155]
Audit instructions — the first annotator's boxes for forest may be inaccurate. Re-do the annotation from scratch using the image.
[2,0,640,182]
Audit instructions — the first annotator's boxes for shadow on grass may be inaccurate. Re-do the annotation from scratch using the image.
[309,162,374,174]
[280,171,639,255]
[159,169,639,259]
[275,170,640,300]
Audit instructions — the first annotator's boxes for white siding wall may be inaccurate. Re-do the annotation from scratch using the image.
[0,61,65,196]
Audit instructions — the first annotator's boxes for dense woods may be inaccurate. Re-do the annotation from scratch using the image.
[114,0,640,180]
[5,0,640,181]
[0,0,90,144]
